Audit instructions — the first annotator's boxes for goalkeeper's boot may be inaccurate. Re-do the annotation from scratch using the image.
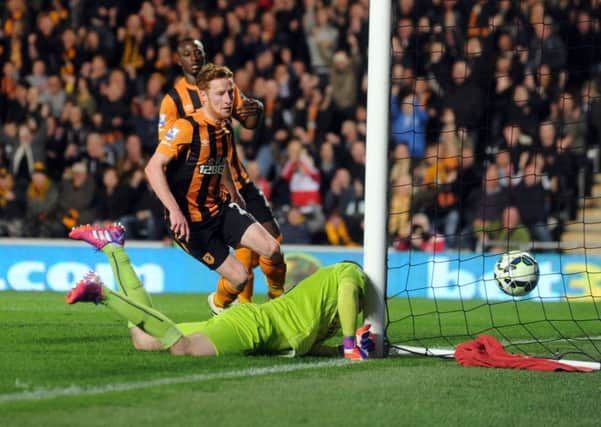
[66,271,104,304]
[69,223,125,249]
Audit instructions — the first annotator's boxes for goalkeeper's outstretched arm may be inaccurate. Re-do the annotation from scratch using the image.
[337,266,373,360]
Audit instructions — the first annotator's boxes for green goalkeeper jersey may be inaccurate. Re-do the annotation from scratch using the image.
[260,262,367,356]
[177,262,368,356]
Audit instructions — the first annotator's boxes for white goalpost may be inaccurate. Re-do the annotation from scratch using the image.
[363,1,601,370]
[363,0,391,358]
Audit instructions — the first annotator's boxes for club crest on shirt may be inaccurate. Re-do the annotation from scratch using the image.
[165,126,180,141]
[202,252,215,265]
[158,114,166,129]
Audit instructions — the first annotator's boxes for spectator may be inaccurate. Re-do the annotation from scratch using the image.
[555,91,587,156]
[74,78,97,119]
[494,124,533,173]
[279,205,312,245]
[304,4,338,77]
[528,15,567,73]
[389,173,412,242]
[54,162,96,236]
[467,164,510,251]
[511,161,553,245]
[341,178,365,245]
[582,80,601,152]
[393,213,446,253]
[506,85,542,139]
[246,160,272,202]
[538,121,572,223]
[39,75,66,118]
[488,206,531,253]
[77,132,114,186]
[323,168,353,217]
[94,166,134,225]
[280,138,321,211]
[122,172,166,241]
[62,105,89,162]
[128,97,158,154]
[322,169,360,246]
[347,140,366,182]
[389,143,411,183]
[444,60,484,134]
[329,36,361,122]
[24,162,59,238]
[116,134,146,181]
[98,70,129,138]
[0,168,24,236]
[390,90,428,159]
[453,145,482,245]
[10,124,45,198]
[25,59,48,93]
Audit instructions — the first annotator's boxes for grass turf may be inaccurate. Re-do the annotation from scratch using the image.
[1,291,601,427]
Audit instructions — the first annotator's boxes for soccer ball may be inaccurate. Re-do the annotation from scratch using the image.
[494,251,539,297]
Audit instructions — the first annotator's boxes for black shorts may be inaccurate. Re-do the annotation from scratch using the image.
[240,183,274,224]
[171,203,255,270]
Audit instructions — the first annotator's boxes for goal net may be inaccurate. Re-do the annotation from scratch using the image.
[369,1,601,364]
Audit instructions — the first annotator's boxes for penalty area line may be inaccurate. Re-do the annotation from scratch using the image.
[0,359,348,403]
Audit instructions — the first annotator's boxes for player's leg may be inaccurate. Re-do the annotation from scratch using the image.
[66,271,182,350]
[210,204,257,311]
[69,223,154,339]
[238,222,286,299]
[257,219,286,299]
[216,247,257,304]
[217,183,272,305]
[236,249,258,303]
[69,223,153,308]
[212,254,251,311]
[238,184,286,300]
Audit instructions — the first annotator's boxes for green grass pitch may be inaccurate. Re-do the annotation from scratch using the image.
[2,291,601,427]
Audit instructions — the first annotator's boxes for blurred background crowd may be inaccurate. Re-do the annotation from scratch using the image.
[0,0,600,252]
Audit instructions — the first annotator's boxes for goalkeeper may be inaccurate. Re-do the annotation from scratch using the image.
[67,223,374,360]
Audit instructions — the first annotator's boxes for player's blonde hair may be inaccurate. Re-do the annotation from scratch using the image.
[196,64,233,90]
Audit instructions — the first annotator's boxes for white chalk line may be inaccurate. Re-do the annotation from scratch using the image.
[0,359,348,403]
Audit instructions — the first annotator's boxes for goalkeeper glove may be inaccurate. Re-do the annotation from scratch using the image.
[342,324,374,361]
[355,324,375,354]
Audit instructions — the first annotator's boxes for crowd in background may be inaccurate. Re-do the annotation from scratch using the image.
[0,0,600,252]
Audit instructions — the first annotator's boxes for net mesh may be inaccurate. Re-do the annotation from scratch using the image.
[385,2,601,362]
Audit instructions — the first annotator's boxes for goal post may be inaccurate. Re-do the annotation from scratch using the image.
[364,1,601,367]
[363,0,391,358]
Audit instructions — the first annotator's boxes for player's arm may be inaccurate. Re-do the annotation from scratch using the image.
[337,266,373,360]
[338,275,361,339]
[232,85,263,130]
[222,160,245,208]
[158,94,179,142]
[145,121,191,241]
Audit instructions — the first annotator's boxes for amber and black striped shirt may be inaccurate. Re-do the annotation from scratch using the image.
[158,77,251,191]
[156,111,235,222]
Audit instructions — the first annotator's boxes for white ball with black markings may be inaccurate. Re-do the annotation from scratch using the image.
[494,251,539,297]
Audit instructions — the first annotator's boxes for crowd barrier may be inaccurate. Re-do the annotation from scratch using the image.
[0,239,598,301]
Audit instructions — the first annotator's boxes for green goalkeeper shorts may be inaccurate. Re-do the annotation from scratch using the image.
[177,304,289,355]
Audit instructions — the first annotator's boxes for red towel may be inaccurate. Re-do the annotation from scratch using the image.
[454,335,594,372]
